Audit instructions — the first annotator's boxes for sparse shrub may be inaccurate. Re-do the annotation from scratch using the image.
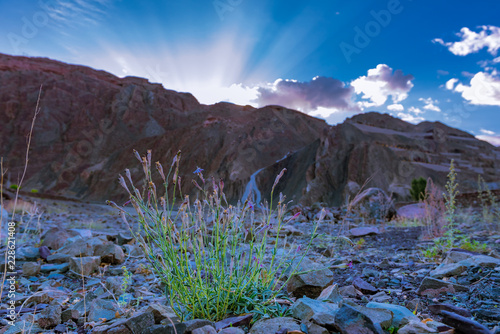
[443,160,459,244]
[108,150,320,322]
[30,189,38,193]
[410,177,427,201]
[422,178,446,239]
[9,184,18,190]
[119,266,133,307]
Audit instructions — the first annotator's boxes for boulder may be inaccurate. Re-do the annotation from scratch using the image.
[286,257,334,298]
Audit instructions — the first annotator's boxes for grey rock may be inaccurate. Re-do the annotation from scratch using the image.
[69,256,101,276]
[143,303,180,324]
[40,263,69,273]
[46,253,71,263]
[53,323,67,333]
[348,226,380,237]
[61,309,80,322]
[429,263,467,278]
[17,247,40,261]
[105,276,124,294]
[417,277,468,296]
[290,297,339,321]
[184,319,216,333]
[317,283,343,303]
[37,304,62,329]
[123,244,144,257]
[367,301,418,328]
[125,311,156,332]
[441,310,491,334]
[334,303,387,334]
[427,304,471,317]
[397,319,438,334]
[94,242,125,264]
[353,277,379,295]
[249,317,300,334]
[443,249,475,264]
[370,291,392,303]
[58,236,94,256]
[305,321,329,334]
[286,257,334,298]
[219,327,245,334]
[88,299,116,322]
[460,255,500,268]
[144,323,187,334]
[41,227,70,250]
[38,246,51,260]
[339,285,359,298]
[22,262,41,276]
[192,325,217,334]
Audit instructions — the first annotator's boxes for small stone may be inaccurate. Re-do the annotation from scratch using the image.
[143,303,180,324]
[348,227,380,237]
[41,227,71,250]
[290,297,339,321]
[317,283,343,303]
[46,253,71,263]
[417,277,468,296]
[429,263,467,278]
[40,263,69,273]
[61,309,80,323]
[106,276,124,294]
[38,246,51,260]
[94,242,125,264]
[427,304,471,318]
[397,319,437,334]
[219,327,245,334]
[339,285,359,298]
[184,319,216,333]
[68,256,101,276]
[334,303,386,334]
[369,291,391,303]
[287,258,334,298]
[22,262,41,276]
[215,314,252,331]
[37,305,62,329]
[192,325,217,334]
[87,299,116,322]
[249,317,301,334]
[367,302,418,328]
[53,323,67,333]
[441,310,491,334]
[353,277,379,295]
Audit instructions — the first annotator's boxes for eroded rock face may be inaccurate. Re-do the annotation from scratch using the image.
[1,54,499,206]
[0,53,327,203]
[262,112,500,206]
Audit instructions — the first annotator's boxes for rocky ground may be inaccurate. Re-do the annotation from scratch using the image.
[0,192,499,334]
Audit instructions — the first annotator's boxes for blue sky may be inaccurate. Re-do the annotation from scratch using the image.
[1,0,500,145]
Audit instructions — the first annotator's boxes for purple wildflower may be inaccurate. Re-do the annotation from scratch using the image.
[193,167,204,174]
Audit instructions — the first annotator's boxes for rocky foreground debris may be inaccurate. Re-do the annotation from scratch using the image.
[0,198,499,334]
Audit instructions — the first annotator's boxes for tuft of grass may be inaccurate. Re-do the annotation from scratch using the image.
[443,159,459,244]
[9,184,19,190]
[108,150,320,322]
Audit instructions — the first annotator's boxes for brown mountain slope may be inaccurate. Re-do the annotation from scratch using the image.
[0,53,327,202]
[1,54,498,206]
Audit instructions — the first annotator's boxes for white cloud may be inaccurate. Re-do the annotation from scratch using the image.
[476,134,500,146]
[397,112,424,124]
[445,78,459,90]
[387,104,404,112]
[408,106,424,114]
[351,64,414,109]
[453,70,500,106]
[433,26,500,56]
[254,76,357,112]
[480,129,495,135]
[419,97,441,112]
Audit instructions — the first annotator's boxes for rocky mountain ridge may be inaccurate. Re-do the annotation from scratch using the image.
[1,53,499,205]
